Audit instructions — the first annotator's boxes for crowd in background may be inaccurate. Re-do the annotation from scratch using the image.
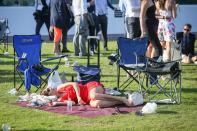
[33,0,196,64]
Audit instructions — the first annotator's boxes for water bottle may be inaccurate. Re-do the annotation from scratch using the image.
[2,124,11,131]
[67,98,72,112]
[64,57,70,67]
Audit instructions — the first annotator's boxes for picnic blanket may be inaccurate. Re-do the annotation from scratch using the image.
[16,101,142,118]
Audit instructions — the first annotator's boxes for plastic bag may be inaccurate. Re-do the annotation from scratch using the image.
[128,92,144,106]
[47,71,63,89]
[141,102,157,114]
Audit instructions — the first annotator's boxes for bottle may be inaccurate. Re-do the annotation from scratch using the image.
[67,98,72,112]
[2,124,11,131]
[64,57,70,67]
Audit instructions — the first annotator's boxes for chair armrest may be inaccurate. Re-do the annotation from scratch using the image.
[41,54,67,63]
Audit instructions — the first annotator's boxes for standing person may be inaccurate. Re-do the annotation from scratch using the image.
[87,0,98,55]
[176,23,197,64]
[34,0,51,40]
[50,0,71,55]
[156,0,177,61]
[72,0,89,56]
[119,0,141,39]
[95,0,116,52]
[140,0,162,59]
[60,1,75,53]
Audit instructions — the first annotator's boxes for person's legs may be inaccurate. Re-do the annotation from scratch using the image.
[99,15,108,50]
[35,18,44,35]
[89,99,123,108]
[88,87,133,107]
[165,41,171,61]
[79,17,88,56]
[73,16,80,56]
[89,25,97,53]
[62,26,70,52]
[53,27,62,55]
[126,17,141,39]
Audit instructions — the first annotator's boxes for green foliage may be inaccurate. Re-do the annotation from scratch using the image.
[0,41,197,130]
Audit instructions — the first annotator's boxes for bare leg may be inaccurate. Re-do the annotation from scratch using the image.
[89,87,133,107]
[90,100,123,108]
[165,41,171,61]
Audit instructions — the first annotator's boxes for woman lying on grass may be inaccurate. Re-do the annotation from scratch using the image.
[41,81,138,108]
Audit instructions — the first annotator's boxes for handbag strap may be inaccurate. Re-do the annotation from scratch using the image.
[41,0,48,8]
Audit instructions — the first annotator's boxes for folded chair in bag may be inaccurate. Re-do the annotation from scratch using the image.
[73,65,101,85]
[73,36,101,85]
[13,35,66,92]
[116,37,148,91]
[139,56,182,104]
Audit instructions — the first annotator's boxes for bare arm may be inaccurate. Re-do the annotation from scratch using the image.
[172,0,177,19]
[70,82,86,105]
[140,0,148,37]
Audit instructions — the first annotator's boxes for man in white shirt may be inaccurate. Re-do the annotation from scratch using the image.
[119,0,141,38]
[94,0,115,51]
[72,0,89,56]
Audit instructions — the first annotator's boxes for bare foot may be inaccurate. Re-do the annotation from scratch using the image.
[123,97,133,107]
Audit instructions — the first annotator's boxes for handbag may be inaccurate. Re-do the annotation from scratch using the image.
[73,66,101,84]
[47,71,63,89]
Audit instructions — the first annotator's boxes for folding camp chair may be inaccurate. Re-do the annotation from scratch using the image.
[138,42,182,104]
[116,37,148,91]
[13,35,66,92]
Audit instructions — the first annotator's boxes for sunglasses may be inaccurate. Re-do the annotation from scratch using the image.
[184,28,190,31]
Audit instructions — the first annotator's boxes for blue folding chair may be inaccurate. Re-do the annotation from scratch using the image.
[13,35,66,92]
[117,37,148,91]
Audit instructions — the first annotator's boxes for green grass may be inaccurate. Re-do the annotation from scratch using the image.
[0,41,197,131]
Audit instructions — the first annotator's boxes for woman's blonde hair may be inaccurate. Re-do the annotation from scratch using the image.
[41,88,51,96]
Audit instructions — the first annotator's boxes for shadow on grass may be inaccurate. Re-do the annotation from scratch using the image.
[182,88,197,93]
[183,78,197,81]
[157,110,178,114]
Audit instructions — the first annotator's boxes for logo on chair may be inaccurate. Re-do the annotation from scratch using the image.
[22,39,33,43]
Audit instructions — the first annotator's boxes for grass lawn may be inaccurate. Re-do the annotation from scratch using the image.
[0,40,197,131]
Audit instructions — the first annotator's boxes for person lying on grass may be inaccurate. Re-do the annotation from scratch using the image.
[41,81,138,108]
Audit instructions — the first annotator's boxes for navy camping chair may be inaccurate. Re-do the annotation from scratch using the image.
[116,37,148,91]
[13,35,66,92]
[73,65,101,85]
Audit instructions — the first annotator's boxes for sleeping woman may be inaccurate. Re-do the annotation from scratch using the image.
[41,81,137,108]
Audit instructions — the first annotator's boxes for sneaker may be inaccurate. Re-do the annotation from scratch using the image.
[62,48,70,53]
[90,50,94,56]
[104,47,108,52]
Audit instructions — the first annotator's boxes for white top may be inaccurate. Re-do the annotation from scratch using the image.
[72,0,88,16]
[35,0,50,11]
[95,0,108,15]
[119,0,140,17]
